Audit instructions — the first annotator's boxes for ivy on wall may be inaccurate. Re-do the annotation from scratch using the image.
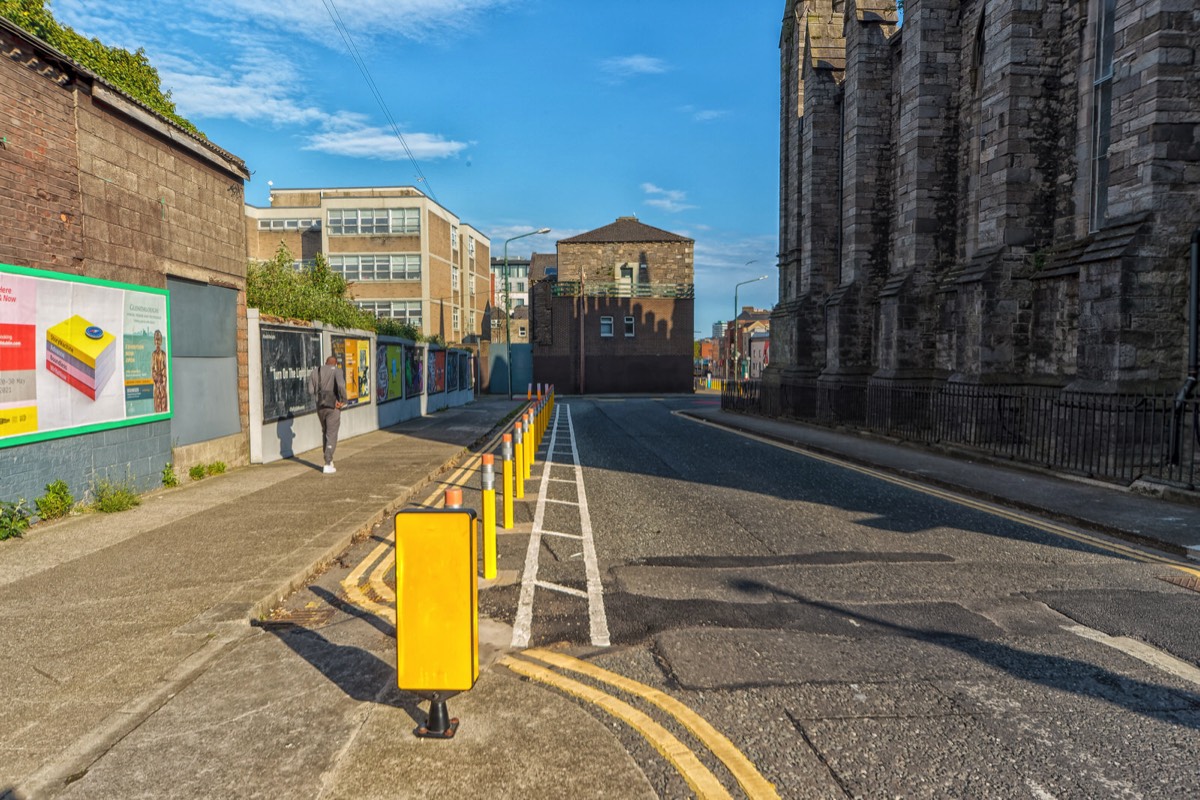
[247,243,422,342]
[0,0,200,135]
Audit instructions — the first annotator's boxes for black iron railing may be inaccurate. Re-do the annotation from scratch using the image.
[551,281,695,299]
[723,379,1199,491]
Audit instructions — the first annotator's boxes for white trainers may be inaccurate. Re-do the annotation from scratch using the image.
[323,464,336,474]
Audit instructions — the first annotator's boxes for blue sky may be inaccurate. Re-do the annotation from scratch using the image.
[53,0,784,335]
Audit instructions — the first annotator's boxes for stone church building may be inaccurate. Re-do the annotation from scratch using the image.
[766,0,1198,403]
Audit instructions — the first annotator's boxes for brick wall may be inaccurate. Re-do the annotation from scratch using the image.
[0,22,250,508]
[556,240,693,286]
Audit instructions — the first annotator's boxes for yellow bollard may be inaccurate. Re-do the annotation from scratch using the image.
[395,499,478,739]
[480,454,496,579]
[523,411,534,479]
[501,434,514,529]
[514,422,525,499]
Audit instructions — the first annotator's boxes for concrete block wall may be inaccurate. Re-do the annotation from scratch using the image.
[0,422,171,515]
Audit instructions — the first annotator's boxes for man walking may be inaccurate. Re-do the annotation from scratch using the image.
[309,355,347,474]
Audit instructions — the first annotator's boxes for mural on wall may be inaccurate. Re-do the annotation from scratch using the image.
[260,326,322,422]
[404,345,424,398]
[0,263,172,448]
[460,352,473,391]
[377,343,405,403]
[332,336,371,408]
[447,351,460,392]
[429,349,446,394]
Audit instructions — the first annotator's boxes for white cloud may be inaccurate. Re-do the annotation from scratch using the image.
[641,183,696,213]
[600,54,669,79]
[217,0,515,43]
[678,104,729,123]
[305,126,468,160]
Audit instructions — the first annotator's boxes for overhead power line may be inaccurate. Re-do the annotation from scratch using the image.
[320,0,438,202]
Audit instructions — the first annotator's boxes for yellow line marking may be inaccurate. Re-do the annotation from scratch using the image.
[524,649,780,799]
[342,539,394,622]
[684,413,1200,580]
[342,451,488,618]
[499,655,734,800]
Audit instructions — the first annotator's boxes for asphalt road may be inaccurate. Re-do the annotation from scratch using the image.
[42,394,1200,799]
[480,395,1200,798]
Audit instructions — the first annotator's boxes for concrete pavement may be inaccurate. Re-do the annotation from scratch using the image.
[3,392,1200,798]
[1,396,658,800]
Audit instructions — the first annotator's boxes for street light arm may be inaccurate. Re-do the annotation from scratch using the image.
[502,227,551,399]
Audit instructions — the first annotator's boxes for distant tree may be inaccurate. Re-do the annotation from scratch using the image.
[247,243,421,340]
[0,0,200,135]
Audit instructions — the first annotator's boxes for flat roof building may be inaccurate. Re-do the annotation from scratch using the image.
[246,187,491,343]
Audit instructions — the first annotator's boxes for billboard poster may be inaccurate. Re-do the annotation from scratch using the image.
[404,345,424,398]
[461,352,473,390]
[1,263,171,449]
[332,335,372,407]
[447,351,460,392]
[377,343,404,404]
[429,349,446,394]
[260,326,321,422]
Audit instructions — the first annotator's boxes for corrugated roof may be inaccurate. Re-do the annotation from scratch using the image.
[559,216,692,244]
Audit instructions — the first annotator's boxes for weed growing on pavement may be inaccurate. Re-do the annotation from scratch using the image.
[92,478,141,513]
[35,480,75,520]
[189,464,207,481]
[162,463,179,488]
[205,461,227,476]
[0,499,33,540]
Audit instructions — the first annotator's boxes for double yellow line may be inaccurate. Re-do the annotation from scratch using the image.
[339,418,778,798]
[340,450,489,621]
[501,649,779,800]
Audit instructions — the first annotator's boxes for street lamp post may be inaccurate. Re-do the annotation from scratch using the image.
[503,228,550,399]
[732,273,767,383]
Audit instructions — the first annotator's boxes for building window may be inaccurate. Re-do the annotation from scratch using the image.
[328,208,420,236]
[600,316,613,337]
[451,265,460,290]
[451,226,459,249]
[518,326,527,338]
[468,237,475,256]
[1090,0,1116,231]
[452,306,460,331]
[355,300,422,327]
[624,316,635,337]
[257,218,320,230]
[329,254,420,281]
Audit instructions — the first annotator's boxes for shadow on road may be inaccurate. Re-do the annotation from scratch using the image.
[735,578,1200,732]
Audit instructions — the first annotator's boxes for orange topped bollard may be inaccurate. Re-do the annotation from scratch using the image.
[513,422,525,499]
[501,434,514,529]
[480,454,496,579]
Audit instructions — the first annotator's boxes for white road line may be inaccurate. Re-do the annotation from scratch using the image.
[566,403,611,647]
[512,405,562,648]
[1064,624,1200,687]
[542,530,584,540]
[545,498,581,506]
[536,580,589,598]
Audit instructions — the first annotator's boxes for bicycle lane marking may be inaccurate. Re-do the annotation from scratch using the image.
[512,402,611,649]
